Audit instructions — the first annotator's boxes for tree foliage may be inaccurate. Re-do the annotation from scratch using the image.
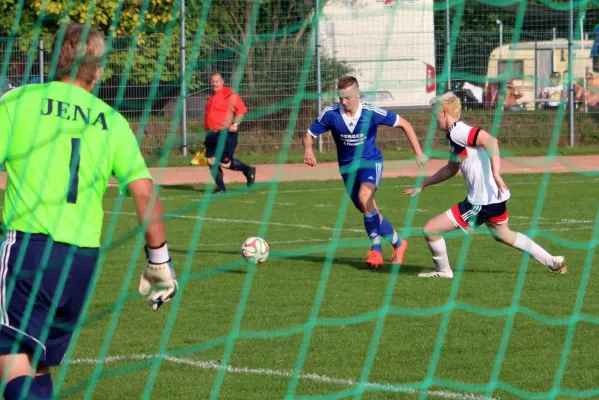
[0,0,336,87]
[435,0,599,37]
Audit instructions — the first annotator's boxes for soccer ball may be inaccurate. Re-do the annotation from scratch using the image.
[241,237,269,264]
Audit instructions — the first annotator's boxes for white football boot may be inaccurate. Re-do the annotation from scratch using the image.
[550,256,567,274]
[418,269,454,278]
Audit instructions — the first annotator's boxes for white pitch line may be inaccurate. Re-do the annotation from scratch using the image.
[510,216,549,220]
[112,222,596,252]
[111,223,594,253]
[106,210,594,236]
[160,198,423,211]
[68,354,496,400]
[525,225,593,232]
[558,219,595,224]
[510,216,594,224]
[104,211,366,233]
[106,178,599,202]
[115,237,366,250]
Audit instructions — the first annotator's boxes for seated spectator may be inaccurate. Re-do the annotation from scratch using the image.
[574,73,599,111]
[502,79,525,111]
[575,76,587,110]
[541,72,566,110]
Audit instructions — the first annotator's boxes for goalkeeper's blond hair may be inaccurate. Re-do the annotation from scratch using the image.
[53,23,105,85]
[439,92,462,119]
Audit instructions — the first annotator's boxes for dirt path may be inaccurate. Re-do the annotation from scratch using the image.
[143,155,599,186]
[0,155,597,189]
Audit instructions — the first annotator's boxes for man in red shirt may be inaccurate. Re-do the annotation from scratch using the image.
[204,72,255,193]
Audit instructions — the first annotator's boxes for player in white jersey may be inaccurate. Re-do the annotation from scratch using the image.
[403,92,566,278]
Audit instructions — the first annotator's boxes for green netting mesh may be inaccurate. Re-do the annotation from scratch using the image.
[1,0,599,399]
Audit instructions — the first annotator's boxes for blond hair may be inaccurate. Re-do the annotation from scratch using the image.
[438,92,462,118]
[53,24,105,85]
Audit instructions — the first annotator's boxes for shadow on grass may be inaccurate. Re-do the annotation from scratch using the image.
[172,246,519,276]
[172,247,426,275]
[160,184,204,193]
[160,184,257,197]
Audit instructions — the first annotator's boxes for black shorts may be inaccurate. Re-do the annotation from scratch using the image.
[0,231,99,367]
[204,131,238,163]
[446,198,509,231]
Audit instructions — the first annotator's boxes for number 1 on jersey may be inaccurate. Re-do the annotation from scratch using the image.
[67,138,81,204]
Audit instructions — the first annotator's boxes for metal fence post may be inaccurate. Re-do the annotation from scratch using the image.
[180,0,188,156]
[568,0,574,147]
[315,0,323,152]
[446,0,450,91]
[39,39,44,84]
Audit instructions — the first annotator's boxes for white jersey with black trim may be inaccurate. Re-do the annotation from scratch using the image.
[447,121,510,205]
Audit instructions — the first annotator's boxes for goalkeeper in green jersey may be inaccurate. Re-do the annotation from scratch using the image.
[0,24,178,399]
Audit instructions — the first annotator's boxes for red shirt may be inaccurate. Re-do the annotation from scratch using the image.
[204,86,248,131]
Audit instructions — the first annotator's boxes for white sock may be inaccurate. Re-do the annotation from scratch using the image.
[427,238,452,272]
[512,232,554,267]
[389,231,398,245]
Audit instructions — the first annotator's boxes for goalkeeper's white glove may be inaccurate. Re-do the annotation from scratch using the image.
[139,242,178,311]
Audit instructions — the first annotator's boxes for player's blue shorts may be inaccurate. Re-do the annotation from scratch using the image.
[0,231,99,367]
[446,198,509,232]
[204,131,238,164]
[340,161,384,211]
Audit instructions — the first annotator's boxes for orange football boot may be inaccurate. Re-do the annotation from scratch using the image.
[390,239,409,265]
[366,249,384,268]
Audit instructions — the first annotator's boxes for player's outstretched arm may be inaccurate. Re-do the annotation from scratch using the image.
[129,178,178,311]
[129,179,166,247]
[475,130,509,199]
[397,118,428,167]
[403,161,460,196]
[303,132,317,166]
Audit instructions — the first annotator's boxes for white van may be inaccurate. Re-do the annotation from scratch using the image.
[318,0,436,109]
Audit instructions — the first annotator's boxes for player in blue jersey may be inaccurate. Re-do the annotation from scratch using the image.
[303,76,428,268]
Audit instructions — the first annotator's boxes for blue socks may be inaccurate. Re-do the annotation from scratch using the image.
[363,210,382,252]
[380,216,401,249]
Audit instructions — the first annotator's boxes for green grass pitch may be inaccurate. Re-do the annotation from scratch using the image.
[6,173,598,399]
